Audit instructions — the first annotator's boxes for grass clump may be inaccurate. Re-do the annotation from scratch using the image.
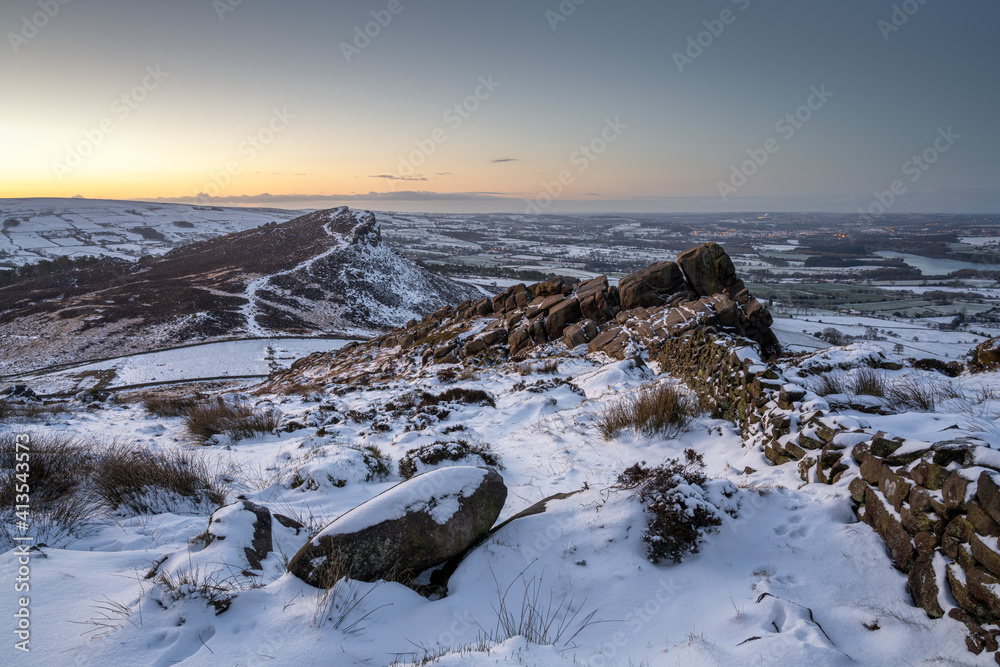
[0,432,94,546]
[851,368,888,397]
[398,440,503,480]
[143,394,197,417]
[615,449,735,564]
[183,398,281,444]
[0,433,226,548]
[886,377,961,412]
[0,400,69,423]
[599,383,694,440]
[810,372,847,397]
[516,360,560,376]
[91,439,226,514]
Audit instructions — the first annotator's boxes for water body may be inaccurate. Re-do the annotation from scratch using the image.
[875,251,1000,275]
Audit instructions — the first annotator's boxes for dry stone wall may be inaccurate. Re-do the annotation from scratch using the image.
[656,332,1000,660]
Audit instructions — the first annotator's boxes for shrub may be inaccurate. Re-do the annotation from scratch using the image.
[183,399,281,444]
[434,388,496,408]
[436,368,458,384]
[599,383,694,440]
[143,394,196,417]
[516,360,560,376]
[398,440,503,480]
[0,400,69,422]
[348,444,392,482]
[615,449,735,564]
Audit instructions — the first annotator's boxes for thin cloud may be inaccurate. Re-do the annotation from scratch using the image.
[370,174,428,181]
[491,158,519,164]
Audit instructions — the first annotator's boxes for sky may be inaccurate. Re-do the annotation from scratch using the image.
[1,0,998,214]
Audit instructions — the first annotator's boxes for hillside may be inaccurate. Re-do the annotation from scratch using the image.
[4,243,1000,666]
[0,208,479,374]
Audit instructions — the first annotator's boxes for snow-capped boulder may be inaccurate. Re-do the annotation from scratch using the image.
[206,499,274,571]
[287,466,507,587]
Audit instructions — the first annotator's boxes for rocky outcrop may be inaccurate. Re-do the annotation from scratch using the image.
[372,242,779,365]
[287,467,507,587]
[677,242,745,298]
[974,338,1000,366]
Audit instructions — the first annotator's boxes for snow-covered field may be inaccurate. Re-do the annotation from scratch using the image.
[3,326,998,665]
[0,198,299,266]
[4,338,351,395]
[772,313,993,359]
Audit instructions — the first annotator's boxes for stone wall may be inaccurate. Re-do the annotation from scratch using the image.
[655,332,1000,660]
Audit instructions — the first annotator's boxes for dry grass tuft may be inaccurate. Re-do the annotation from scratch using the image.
[183,398,281,444]
[851,368,888,397]
[599,383,694,440]
[91,439,227,514]
[143,395,197,418]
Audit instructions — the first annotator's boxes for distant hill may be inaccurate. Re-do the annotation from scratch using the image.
[0,197,300,267]
[0,207,481,373]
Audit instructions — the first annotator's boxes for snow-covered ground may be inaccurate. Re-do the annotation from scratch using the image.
[0,198,299,266]
[2,334,997,665]
[4,338,351,395]
[772,312,993,360]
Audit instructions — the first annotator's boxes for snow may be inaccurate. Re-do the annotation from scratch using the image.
[314,466,489,540]
[3,333,998,666]
[0,197,300,266]
[8,338,352,395]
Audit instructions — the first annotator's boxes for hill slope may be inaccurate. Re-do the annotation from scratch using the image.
[0,207,479,373]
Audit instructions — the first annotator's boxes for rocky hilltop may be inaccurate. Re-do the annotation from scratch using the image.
[0,208,479,373]
[265,241,779,389]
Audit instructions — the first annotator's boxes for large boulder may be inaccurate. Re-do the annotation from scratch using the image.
[575,276,620,324]
[618,262,689,311]
[287,466,507,587]
[677,242,745,298]
[546,297,583,340]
